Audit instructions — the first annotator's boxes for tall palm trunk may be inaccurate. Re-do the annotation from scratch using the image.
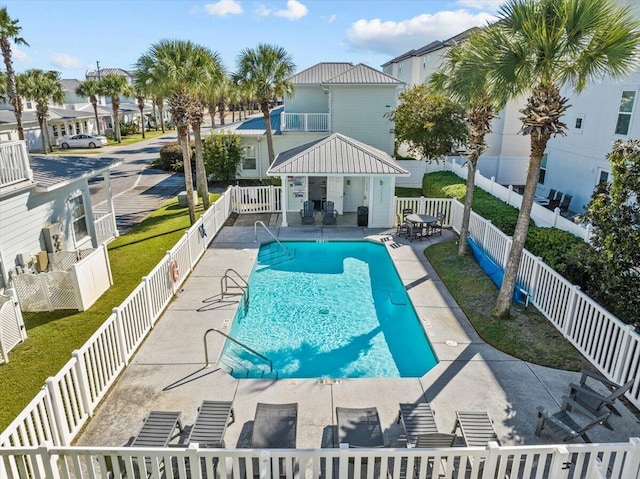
[112,98,121,142]
[218,98,226,125]
[179,124,196,224]
[1,36,24,140]
[138,100,146,139]
[44,117,52,152]
[261,100,275,164]
[191,111,210,209]
[90,96,100,135]
[458,153,477,255]
[36,107,48,153]
[152,101,158,132]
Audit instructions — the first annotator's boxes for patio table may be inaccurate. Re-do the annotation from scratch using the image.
[406,214,437,241]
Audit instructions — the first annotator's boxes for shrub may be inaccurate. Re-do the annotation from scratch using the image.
[157,141,195,172]
[203,132,243,181]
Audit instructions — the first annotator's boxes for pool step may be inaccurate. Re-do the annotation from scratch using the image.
[220,344,278,379]
[258,246,296,266]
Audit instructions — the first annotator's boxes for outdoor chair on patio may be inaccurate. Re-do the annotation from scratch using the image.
[452,411,499,447]
[429,213,444,236]
[558,194,573,213]
[546,189,558,202]
[336,406,385,447]
[397,403,440,447]
[187,401,235,447]
[132,411,183,447]
[547,197,561,211]
[323,201,338,225]
[536,396,611,442]
[251,402,298,448]
[300,200,316,225]
[563,369,633,430]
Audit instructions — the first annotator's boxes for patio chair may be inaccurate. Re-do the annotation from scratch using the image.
[396,214,409,237]
[322,201,337,225]
[546,189,558,202]
[563,369,633,429]
[300,200,316,225]
[547,197,561,211]
[397,403,439,447]
[251,402,298,448]
[401,208,413,222]
[131,410,183,447]
[187,400,235,447]
[452,411,499,447]
[559,194,573,213]
[536,396,611,442]
[429,212,444,236]
[336,406,385,447]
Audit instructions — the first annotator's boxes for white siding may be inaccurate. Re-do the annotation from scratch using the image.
[285,86,328,113]
[330,86,396,155]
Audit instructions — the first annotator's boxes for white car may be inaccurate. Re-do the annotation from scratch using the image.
[59,134,108,149]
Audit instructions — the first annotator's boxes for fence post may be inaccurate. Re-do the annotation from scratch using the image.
[622,438,640,477]
[113,306,129,366]
[103,244,113,287]
[269,185,275,212]
[481,442,500,479]
[553,207,560,227]
[562,285,581,339]
[71,350,92,417]
[45,377,70,446]
[507,185,513,205]
[612,325,636,385]
[502,237,513,270]
[38,442,61,479]
[420,196,426,215]
[187,443,202,479]
[547,445,570,479]
[490,176,495,195]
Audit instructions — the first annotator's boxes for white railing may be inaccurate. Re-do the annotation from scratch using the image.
[230,185,281,213]
[280,112,330,132]
[0,290,26,364]
[394,196,453,226]
[0,140,31,188]
[93,212,117,245]
[2,439,640,479]
[396,157,592,242]
[438,197,640,411]
[0,189,233,453]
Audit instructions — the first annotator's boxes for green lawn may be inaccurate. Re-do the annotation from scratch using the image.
[425,241,591,371]
[0,194,218,431]
[44,130,173,155]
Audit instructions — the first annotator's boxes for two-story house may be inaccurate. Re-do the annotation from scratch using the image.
[228,62,410,227]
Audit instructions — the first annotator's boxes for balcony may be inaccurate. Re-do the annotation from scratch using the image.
[281,112,330,132]
[0,140,32,189]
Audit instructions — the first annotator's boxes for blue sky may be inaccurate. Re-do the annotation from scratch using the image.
[2,0,501,80]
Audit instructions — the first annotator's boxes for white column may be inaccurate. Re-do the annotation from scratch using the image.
[105,170,119,237]
[281,175,288,227]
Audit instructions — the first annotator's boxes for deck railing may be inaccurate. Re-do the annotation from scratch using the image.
[281,112,330,132]
[93,212,117,244]
[0,140,32,188]
[230,185,281,213]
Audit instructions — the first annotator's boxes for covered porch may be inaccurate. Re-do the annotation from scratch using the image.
[266,133,409,228]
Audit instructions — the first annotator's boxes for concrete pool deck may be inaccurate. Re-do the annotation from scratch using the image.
[75,221,640,449]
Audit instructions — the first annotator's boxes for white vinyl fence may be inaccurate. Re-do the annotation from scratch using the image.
[2,439,640,479]
[93,212,118,245]
[0,290,26,364]
[11,246,113,312]
[439,197,640,411]
[0,189,233,455]
[229,185,281,213]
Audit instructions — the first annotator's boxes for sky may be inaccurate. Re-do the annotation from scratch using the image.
[2,0,502,81]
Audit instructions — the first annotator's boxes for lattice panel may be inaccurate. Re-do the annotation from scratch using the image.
[43,272,77,309]
[48,251,78,271]
[12,274,50,312]
[12,271,78,312]
[77,248,95,260]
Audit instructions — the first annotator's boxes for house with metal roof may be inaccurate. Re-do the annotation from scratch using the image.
[0,140,121,291]
[225,62,406,226]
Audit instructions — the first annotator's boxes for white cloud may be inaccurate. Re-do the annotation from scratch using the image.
[324,14,337,23]
[273,0,308,20]
[204,0,243,16]
[255,4,272,17]
[12,45,27,62]
[457,0,504,10]
[346,10,495,56]
[51,53,83,69]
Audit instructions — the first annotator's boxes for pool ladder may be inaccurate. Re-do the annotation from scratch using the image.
[204,328,277,378]
[254,221,294,265]
[221,268,249,310]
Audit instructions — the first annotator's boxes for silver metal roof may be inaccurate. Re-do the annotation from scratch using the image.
[30,156,122,191]
[289,62,402,85]
[289,63,354,84]
[267,133,409,176]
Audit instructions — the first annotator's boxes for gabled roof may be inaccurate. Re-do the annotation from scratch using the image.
[289,62,402,85]
[86,68,132,79]
[267,133,409,176]
[30,156,122,192]
[48,107,95,120]
[60,79,81,93]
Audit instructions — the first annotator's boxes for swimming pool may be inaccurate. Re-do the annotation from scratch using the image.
[220,241,438,379]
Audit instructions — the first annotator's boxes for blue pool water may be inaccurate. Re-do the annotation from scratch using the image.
[221,241,438,379]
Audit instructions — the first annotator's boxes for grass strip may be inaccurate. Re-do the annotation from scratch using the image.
[0,195,218,430]
[425,241,591,372]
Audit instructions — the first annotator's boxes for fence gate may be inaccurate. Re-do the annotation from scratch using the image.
[0,292,26,363]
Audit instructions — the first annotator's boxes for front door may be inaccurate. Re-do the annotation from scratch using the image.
[343,177,365,213]
[326,176,344,214]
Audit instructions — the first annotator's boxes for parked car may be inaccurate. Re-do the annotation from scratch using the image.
[59,134,108,149]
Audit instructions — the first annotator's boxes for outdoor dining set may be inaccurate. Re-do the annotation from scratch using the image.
[395,208,444,241]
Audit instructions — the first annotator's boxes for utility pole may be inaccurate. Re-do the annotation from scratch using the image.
[96,61,101,80]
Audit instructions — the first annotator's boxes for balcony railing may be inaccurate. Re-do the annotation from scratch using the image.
[281,112,330,132]
[0,140,32,188]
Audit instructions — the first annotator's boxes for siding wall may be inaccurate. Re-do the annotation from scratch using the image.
[330,86,396,155]
[285,86,329,113]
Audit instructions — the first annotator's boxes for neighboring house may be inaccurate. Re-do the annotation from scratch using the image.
[225,62,408,226]
[0,140,121,290]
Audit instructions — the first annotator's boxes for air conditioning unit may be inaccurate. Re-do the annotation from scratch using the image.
[42,222,63,253]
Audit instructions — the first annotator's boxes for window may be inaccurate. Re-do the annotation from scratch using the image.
[69,194,89,243]
[615,90,636,135]
[26,100,32,109]
[574,115,584,132]
[538,153,548,185]
[61,125,67,136]
[52,125,58,137]
[598,169,611,185]
[242,146,257,170]
[398,62,404,73]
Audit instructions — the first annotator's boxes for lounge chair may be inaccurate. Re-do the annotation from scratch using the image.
[397,403,438,447]
[336,406,385,447]
[251,402,298,448]
[322,201,337,225]
[187,400,235,447]
[563,369,633,429]
[131,410,183,447]
[547,197,561,211]
[452,411,499,447]
[559,194,573,213]
[300,200,316,225]
[536,396,611,442]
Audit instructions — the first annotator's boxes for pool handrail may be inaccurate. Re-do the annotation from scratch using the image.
[221,268,249,303]
[204,327,274,376]
[254,220,288,254]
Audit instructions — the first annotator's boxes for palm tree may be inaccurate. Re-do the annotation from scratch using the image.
[135,40,225,224]
[154,96,166,132]
[431,31,498,257]
[236,44,295,164]
[99,74,130,143]
[17,69,64,154]
[75,79,103,135]
[134,86,147,139]
[478,0,640,318]
[0,7,28,141]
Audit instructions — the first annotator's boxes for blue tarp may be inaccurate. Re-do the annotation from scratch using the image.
[467,237,526,305]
